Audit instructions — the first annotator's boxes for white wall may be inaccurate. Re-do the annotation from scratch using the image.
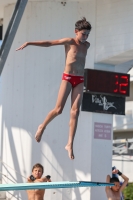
[95,0,133,62]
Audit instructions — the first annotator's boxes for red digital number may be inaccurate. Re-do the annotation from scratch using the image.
[119,76,128,94]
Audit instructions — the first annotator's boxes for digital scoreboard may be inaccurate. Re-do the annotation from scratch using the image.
[84,69,130,97]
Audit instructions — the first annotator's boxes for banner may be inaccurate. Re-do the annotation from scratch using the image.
[81,92,125,115]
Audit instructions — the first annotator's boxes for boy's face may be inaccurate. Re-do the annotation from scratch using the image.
[75,29,90,43]
[111,182,120,192]
[32,167,43,179]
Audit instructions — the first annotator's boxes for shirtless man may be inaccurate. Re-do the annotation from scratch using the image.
[27,163,51,200]
[16,17,92,160]
[105,169,129,200]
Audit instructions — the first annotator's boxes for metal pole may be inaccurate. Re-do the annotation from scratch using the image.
[0,0,28,75]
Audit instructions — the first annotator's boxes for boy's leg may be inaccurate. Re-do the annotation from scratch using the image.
[35,80,72,142]
[65,83,84,159]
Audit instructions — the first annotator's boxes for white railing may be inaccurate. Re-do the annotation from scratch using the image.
[113,101,133,131]
[113,138,133,154]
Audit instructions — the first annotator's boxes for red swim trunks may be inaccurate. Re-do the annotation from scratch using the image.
[62,73,84,88]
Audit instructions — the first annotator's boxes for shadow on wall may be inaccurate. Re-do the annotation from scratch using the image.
[0,105,90,200]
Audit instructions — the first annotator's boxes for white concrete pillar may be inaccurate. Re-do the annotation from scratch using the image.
[90,113,113,199]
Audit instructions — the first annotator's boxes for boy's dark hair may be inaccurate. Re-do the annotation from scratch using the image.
[32,163,44,174]
[75,17,92,31]
[110,177,120,183]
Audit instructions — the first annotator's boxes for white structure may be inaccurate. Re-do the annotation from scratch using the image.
[0,1,133,200]
[113,69,133,183]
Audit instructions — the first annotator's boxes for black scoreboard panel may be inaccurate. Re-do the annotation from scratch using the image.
[81,92,125,115]
[84,69,130,97]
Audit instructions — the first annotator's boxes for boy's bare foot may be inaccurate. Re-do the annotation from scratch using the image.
[35,124,45,142]
[65,145,74,160]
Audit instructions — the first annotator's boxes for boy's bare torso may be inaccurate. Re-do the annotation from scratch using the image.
[106,189,121,200]
[64,38,89,76]
[27,189,45,200]
[27,178,48,200]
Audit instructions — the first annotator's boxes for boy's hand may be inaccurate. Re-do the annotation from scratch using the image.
[42,175,51,182]
[27,176,32,182]
[27,177,30,181]
[46,175,51,182]
[112,169,119,174]
[27,175,36,182]
[30,175,36,181]
[16,42,28,51]
[46,175,51,180]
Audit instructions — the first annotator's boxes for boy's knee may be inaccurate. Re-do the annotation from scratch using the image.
[55,107,63,115]
[70,108,80,117]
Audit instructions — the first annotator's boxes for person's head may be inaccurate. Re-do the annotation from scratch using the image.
[32,163,44,179]
[110,177,121,192]
[75,17,92,43]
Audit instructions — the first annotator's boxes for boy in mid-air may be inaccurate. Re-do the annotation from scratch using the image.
[105,168,129,200]
[27,163,51,200]
[16,17,92,160]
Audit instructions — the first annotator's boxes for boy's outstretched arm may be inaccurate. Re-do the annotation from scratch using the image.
[16,38,73,51]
